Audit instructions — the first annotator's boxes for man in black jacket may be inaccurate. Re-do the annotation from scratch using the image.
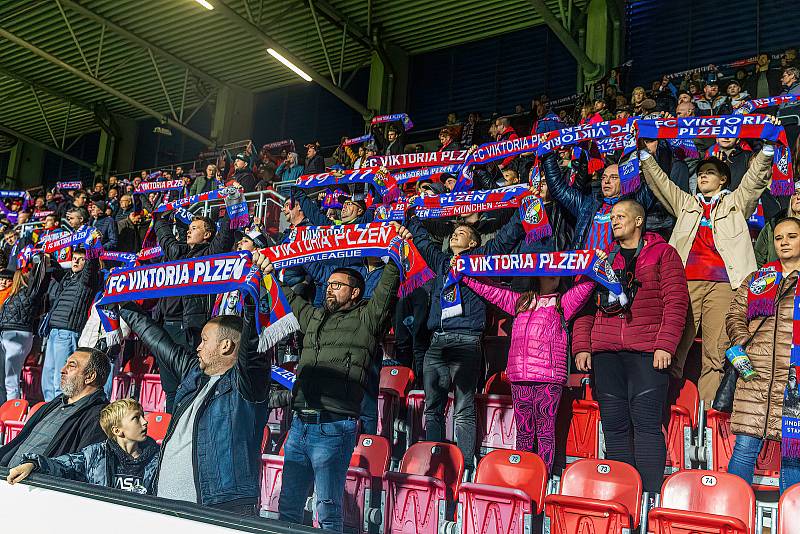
[90,201,118,251]
[42,250,101,402]
[0,347,109,467]
[116,210,148,254]
[154,212,234,412]
[231,153,257,193]
[304,142,325,174]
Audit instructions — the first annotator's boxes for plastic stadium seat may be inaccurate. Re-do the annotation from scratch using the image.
[261,425,271,454]
[110,373,133,401]
[752,439,781,490]
[475,394,516,453]
[457,450,548,534]
[565,396,602,463]
[123,354,156,380]
[139,374,166,413]
[383,442,464,534]
[26,402,45,420]
[377,366,414,439]
[406,390,454,445]
[259,454,285,519]
[0,399,28,444]
[20,365,42,402]
[665,379,700,474]
[2,419,24,445]
[648,470,755,534]
[483,372,512,396]
[145,412,171,445]
[343,434,391,533]
[777,481,800,534]
[545,459,642,534]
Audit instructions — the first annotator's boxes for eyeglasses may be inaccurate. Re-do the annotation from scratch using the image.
[328,281,355,291]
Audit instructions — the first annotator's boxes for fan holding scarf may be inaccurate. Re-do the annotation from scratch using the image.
[725,216,800,494]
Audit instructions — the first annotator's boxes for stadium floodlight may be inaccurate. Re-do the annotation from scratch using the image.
[194,0,214,10]
[267,48,312,82]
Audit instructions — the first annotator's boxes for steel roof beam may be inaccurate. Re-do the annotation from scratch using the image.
[59,0,226,89]
[0,122,96,171]
[0,64,96,114]
[304,0,373,52]
[0,28,215,146]
[526,0,602,80]
[212,0,370,119]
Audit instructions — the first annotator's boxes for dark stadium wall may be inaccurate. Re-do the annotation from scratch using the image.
[42,131,100,187]
[131,105,214,171]
[626,0,800,86]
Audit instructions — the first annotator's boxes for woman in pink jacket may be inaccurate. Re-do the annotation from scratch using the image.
[463,274,595,471]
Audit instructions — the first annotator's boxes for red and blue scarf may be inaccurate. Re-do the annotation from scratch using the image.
[365,151,468,170]
[96,251,299,351]
[371,113,413,131]
[635,115,794,196]
[56,181,82,190]
[134,180,184,193]
[342,133,373,146]
[295,167,401,204]
[264,223,434,297]
[734,94,800,115]
[441,250,625,319]
[262,139,295,151]
[394,165,463,184]
[154,187,247,229]
[40,225,102,259]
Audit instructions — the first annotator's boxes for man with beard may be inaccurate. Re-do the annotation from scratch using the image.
[270,228,403,532]
[0,348,109,467]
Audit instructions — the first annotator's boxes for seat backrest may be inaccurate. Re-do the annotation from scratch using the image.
[673,378,700,427]
[144,411,171,442]
[400,441,464,500]
[380,366,414,398]
[560,459,643,527]
[660,470,755,530]
[483,372,512,395]
[261,425,271,453]
[350,434,390,478]
[139,374,166,413]
[778,481,800,534]
[475,450,548,510]
[125,355,156,378]
[26,402,45,420]
[0,399,28,422]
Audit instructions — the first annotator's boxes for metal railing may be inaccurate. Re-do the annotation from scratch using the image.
[188,188,288,232]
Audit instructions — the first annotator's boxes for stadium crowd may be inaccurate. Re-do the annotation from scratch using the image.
[0,47,799,532]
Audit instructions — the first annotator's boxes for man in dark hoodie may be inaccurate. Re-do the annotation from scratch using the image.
[7,398,159,495]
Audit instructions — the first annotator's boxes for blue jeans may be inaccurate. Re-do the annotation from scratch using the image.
[279,415,358,532]
[42,328,79,401]
[728,434,800,494]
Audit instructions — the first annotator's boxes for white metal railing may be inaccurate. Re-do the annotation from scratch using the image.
[188,188,287,229]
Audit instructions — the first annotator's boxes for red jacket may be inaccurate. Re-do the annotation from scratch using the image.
[572,232,688,358]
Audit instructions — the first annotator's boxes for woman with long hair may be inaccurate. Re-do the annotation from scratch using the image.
[0,254,49,402]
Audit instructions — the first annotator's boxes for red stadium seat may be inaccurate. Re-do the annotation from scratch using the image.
[483,372,512,396]
[139,374,166,413]
[648,470,755,534]
[2,419,24,445]
[777,481,800,534]
[110,373,133,401]
[457,450,548,534]
[665,379,700,474]
[26,401,45,420]
[545,459,642,534]
[343,434,391,533]
[259,454,285,519]
[261,425,272,454]
[145,412,171,445]
[0,399,28,444]
[383,442,464,534]
[752,439,781,490]
[123,354,156,380]
[565,397,602,463]
[377,366,414,439]
[20,365,42,403]
[406,390,454,445]
[475,394,516,454]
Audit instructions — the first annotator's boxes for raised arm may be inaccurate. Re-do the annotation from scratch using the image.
[207,214,235,255]
[541,152,586,218]
[281,281,317,332]
[475,211,525,256]
[293,188,330,227]
[462,276,518,316]
[155,217,189,260]
[407,216,450,274]
[730,148,773,218]
[235,300,270,403]
[119,302,197,382]
[639,151,691,216]
[560,278,596,320]
[362,261,400,335]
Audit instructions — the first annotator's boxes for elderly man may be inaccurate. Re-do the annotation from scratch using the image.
[0,348,110,467]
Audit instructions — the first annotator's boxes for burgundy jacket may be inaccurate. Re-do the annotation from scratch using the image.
[572,232,689,359]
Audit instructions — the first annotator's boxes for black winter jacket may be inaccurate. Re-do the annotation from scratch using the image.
[0,389,108,467]
[116,218,148,254]
[48,258,100,333]
[155,215,235,331]
[92,215,118,251]
[0,259,50,332]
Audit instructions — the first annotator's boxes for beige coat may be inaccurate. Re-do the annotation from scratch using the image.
[726,270,796,441]
[639,150,773,288]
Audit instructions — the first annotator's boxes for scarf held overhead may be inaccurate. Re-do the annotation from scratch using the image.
[97,251,299,351]
[134,180,184,193]
[295,167,401,204]
[441,250,625,319]
[635,114,794,196]
[365,151,468,170]
[371,113,414,131]
[263,223,434,297]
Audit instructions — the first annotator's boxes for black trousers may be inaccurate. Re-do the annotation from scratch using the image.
[593,351,669,493]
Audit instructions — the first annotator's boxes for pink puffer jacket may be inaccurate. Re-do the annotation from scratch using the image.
[464,277,594,384]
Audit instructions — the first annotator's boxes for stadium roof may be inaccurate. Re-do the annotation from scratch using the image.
[0,0,587,149]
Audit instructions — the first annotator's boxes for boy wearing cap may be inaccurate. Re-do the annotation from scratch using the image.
[7,398,159,494]
[639,127,776,403]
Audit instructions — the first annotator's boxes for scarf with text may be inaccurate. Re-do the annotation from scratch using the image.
[735,94,800,115]
[262,139,295,151]
[264,223,434,296]
[441,250,625,319]
[342,133,373,146]
[371,113,414,131]
[365,150,468,170]
[40,226,102,259]
[295,167,400,204]
[97,251,298,351]
[635,115,794,196]
[154,187,246,228]
[134,180,184,193]
[56,181,82,190]
[394,164,464,184]
[743,262,800,460]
